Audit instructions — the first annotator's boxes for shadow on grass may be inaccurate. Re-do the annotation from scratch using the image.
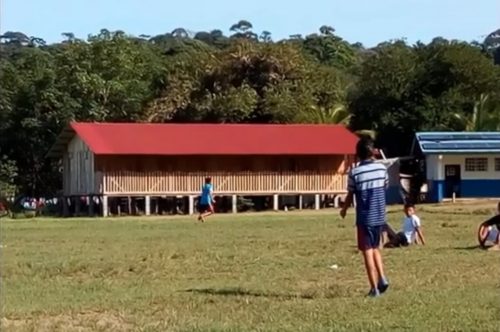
[453,245,482,250]
[184,287,341,299]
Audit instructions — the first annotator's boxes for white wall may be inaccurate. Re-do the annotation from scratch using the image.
[426,154,500,181]
[426,155,443,180]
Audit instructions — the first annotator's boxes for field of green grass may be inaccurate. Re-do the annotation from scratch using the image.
[1,201,500,331]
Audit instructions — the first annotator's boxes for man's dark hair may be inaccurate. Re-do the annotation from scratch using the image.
[356,137,375,160]
[205,177,212,184]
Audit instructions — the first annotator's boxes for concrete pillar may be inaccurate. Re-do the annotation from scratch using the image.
[89,195,95,216]
[273,194,279,211]
[188,195,194,215]
[145,196,151,216]
[298,195,303,210]
[102,196,108,217]
[232,195,237,214]
[74,197,81,216]
[314,194,320,210]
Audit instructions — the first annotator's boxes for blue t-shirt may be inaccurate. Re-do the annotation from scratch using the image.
[200,183,213,205]
[347,160,388,227]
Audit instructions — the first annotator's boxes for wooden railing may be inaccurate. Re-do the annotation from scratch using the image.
[102,171,348,195]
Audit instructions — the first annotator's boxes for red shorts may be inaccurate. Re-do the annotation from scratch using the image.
[357,225,384,251]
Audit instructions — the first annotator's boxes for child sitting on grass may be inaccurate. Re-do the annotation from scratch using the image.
[477,202,500,251]
[384,203,425,247]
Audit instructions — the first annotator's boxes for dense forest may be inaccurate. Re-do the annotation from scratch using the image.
[1,21,500,197]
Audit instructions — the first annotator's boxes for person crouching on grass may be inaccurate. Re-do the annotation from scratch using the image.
[384,203,426,247]
[198,177,215,222]
[477,202,500,251]
[340,137,390,297]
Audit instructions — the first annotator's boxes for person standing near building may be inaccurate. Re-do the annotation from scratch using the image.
[198,177,215,222]
[340,137,390,297]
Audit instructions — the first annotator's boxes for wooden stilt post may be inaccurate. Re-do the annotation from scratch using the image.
[102,196,109,217]
[273,194,279,211]
[127,196,132,215]
[89,195,95,216]
[188,195,194,215]
[145,196,151,216]
[74,196,81,217]
[117,198,121,216]
[62,196,69,217]
[232,195,237,214]
[314,194,320,210]
[299,195,303,210]
[334,195,341,208]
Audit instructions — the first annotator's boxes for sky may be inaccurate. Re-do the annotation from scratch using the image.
[1,0,498,47]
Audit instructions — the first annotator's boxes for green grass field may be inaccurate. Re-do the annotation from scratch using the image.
[1,201,500,331]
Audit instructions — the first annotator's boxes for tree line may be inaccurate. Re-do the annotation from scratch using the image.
[1,21,500,197]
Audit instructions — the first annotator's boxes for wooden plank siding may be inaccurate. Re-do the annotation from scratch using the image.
[63,136,97,195]
[102,171,348,195]
[96,155,352,195]
[63,153,354,196]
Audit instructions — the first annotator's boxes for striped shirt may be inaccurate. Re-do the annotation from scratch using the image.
[348,160,388,226]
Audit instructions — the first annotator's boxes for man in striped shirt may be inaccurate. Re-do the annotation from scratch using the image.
[340,137,389,297]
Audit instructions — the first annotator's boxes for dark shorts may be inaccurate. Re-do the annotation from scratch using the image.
[395,232,409,247]
[357,225,384,251]
[198,204,213,213]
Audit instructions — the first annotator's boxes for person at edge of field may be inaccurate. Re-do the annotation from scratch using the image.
[340,137,389,297]
[477,202,500,251]
[198,177,215,222]
[384,203,426,247]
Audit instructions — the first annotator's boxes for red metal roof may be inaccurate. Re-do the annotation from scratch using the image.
[61,122,358,156]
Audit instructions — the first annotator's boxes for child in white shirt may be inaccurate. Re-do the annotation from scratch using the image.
[477,202,500,251]
[384,203,426,247]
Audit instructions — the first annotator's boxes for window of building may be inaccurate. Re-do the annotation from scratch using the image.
[495,158,500,172]
[465,158,488,172]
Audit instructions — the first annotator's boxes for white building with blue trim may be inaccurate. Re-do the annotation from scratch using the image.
[413,132,500,202]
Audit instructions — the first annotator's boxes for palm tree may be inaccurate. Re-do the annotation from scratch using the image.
[308,104,350,124]
[304,105,377,139]
[453,94,500,131]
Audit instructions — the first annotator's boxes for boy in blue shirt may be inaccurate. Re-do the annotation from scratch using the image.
[198,177,215,222]
[340,137,390,297]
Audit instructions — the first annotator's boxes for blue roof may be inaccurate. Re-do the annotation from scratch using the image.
[415,132,500,154]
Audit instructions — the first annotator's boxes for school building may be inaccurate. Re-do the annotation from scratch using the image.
[413,132,500,202]
[47,122,359,216]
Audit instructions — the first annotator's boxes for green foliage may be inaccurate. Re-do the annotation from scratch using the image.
[453,94,500,131]
[350,39,500,155]
[301,28,357,69]
[0,156,17,198]
[1,23,500,195]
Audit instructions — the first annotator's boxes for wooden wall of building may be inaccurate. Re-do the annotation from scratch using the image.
[61,147,354,196]
[95,155,349,173]
[94,155,353,196]
[63,136,97,195]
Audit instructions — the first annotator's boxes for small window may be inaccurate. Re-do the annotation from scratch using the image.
[445,167,457,176]
[495,158,500,172]
[465,158,488,172]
